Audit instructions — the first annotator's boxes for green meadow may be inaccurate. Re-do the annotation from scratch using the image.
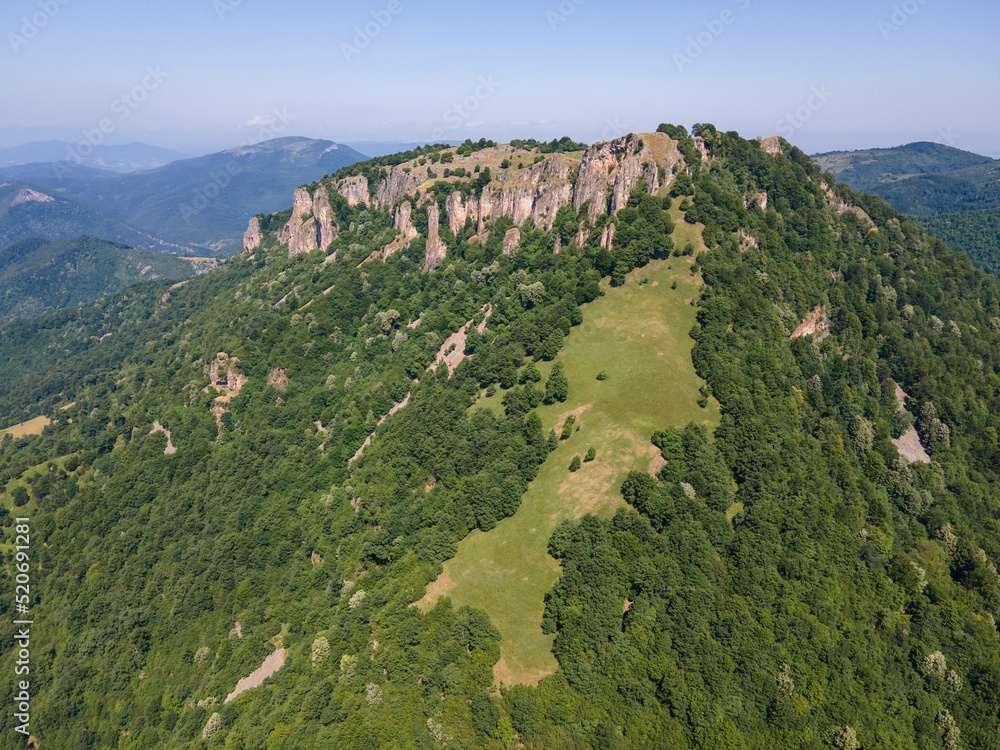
[419,239,719,685]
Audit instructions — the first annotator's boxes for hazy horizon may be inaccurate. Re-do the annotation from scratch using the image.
[2,0,998,158]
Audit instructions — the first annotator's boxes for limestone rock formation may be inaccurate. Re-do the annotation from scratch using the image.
[424,203,447,271]
[313,187,338,252]
[277,186,339,257]
[600,223,617,251]
[383,201,418,259]
[446,191,474,235]
[376,168,428,210]
[502,227,521,256]
[759,136,783,156]
[270,132,689,271]
[277,187,318,257]
[243,216,262,253]
[337,175,370,207]
[573,132,681,223]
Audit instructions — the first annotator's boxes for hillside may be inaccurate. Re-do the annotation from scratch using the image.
[8,137,368,254]
[0,181,203,255]
[0,235,208,324]
[2,127,1000,749]
[815,142,1000,273]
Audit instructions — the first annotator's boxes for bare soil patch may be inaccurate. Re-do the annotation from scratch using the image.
[350,392,411,464]
[150,421,177,455]
[894,427,931,464]
[224,647,286,704]
[267,368,289,392]
[790,305,831,343]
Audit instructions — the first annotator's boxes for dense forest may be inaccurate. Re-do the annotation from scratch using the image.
[2,126,1000,749]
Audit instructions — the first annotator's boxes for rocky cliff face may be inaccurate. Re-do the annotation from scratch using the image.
[337,175,370,207]
[243,216,262,253]
[477,155,575,232]
[376,168,429,211]
[573,132,681,222]
[383,200,418,260]
[276,186,339,258]
[314,188,338,252]
[271,132,688,268]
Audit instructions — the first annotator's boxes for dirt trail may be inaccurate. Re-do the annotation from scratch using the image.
[350,393,411,464]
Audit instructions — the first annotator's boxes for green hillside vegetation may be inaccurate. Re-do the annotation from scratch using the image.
[0,181,194,255]
[924,208,1000,276]
[420,239,717,687]
[0,235,202,324]
[0,127,999,748]
[814,142,1000,275]
[813,142,995,194]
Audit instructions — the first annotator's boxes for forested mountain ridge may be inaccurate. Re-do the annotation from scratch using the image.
[0,235,209,325]
[2,127,1000,749]
[814,142,1000,275]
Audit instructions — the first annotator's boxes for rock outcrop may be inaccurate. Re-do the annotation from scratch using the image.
[446,191,473,235]
[383,201,419,259]
[277,187,318,257]
[600,222,617,251]
[11,187,54,206]
[337,175,370,206]
[821,182,877,230]
[243,216,262,253]
[573,133,681,222]
[424,203,447,271]
[313,188,338,252]
[759,136,783,156]
[744,191,768,211]
[376,168,428,210]
[502,227,521,256]
[277,186,339,257]
[269,132,688,271]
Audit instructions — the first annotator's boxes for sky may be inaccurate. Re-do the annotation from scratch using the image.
[1,0,998,157]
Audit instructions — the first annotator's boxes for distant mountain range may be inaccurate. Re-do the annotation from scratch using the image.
[814,142,1000,274]
[0,141,191,173]
[0,137,368,255]
[0,181,195,254]
[0,235,206,324]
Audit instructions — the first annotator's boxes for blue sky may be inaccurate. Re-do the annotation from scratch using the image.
[2,0,998,156]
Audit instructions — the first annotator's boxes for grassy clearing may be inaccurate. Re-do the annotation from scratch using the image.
[420,252,718,686]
